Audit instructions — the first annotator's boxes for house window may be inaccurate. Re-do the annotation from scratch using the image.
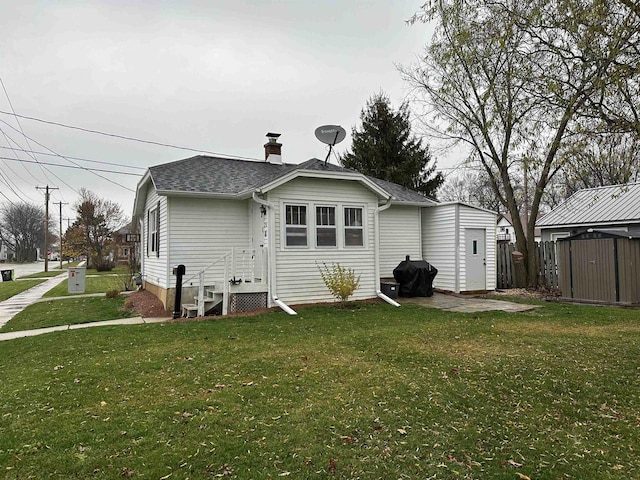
[316,206,336,247]
[344,207,364,247]
[148,206,159,255]
[285,205,307,247]
[123,248,129,257]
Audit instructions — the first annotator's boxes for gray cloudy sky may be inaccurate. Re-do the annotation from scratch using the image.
[1,0,443,225]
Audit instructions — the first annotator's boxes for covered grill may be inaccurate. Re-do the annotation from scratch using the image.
[393,255,438,297]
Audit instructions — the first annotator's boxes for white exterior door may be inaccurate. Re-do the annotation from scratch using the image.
[465,228,486,290]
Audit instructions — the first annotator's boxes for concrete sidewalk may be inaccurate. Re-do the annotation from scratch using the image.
[0,273,68,329]
[0,316,171,342]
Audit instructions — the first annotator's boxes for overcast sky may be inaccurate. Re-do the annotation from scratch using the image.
[1,0,447,226]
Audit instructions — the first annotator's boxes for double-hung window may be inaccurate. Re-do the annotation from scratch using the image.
[148,206,159,256]
[285,205,307,247]
[316,206,336,247]
[344,207,364,246]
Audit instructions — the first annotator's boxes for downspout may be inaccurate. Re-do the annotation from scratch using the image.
[374,197,401,307]
[252,191,297,315]
[454,203,460,293]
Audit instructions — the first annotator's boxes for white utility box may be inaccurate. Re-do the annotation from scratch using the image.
[68,267,86,293]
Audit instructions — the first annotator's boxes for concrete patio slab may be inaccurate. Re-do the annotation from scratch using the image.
[400,292,537,313]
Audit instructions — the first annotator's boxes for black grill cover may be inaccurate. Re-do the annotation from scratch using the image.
[393,256,438,297]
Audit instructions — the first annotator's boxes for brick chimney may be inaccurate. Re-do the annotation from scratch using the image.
[264,132,282,164]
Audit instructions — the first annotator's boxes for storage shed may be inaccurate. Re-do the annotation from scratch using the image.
[558,230,640,305]
[421,202,497,293]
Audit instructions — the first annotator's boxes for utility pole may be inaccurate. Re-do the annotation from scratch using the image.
[36,185,59,272]
[54,201,68,269]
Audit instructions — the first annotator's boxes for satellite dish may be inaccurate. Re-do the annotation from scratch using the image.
[315,125,346,167]
[315,125,346,146]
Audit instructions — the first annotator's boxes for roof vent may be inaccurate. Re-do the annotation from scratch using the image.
[264,132,282,164]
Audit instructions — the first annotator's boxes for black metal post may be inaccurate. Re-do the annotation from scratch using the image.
[173,264,186,319]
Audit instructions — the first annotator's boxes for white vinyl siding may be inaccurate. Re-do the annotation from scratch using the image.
[142,186,169,288]
[379,206,422,277]
[421,204,457,291]
[168,197,251,286]
[269,177,377,305]
[422,203,496,293]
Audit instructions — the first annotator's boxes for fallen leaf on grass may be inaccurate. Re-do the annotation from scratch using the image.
[515,473,531,480]
[508,459,523,468]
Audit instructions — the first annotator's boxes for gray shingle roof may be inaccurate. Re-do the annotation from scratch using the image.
[538,182,640,227]
[147,155,436,205]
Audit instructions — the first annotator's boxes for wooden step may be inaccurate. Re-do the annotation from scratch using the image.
[181,303,198,318]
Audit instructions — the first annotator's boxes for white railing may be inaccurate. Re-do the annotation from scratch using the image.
[181,247,267,317]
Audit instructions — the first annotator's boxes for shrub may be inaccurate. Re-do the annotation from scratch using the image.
[317,262,361,303]
[105,289,120,299]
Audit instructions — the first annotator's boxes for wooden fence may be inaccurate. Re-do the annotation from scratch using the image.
[497,241,559,289]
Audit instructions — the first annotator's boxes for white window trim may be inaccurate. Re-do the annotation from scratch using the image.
[343,205,366,248]
[315,204,338,249]
[283,203,309,248]
[149,207,158,254]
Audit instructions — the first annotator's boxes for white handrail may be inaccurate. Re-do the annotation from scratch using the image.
[182,251,231,285]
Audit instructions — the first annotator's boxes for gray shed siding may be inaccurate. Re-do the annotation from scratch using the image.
[379,206,422,277]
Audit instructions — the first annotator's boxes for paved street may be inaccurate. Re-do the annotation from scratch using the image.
[0,261,72,279]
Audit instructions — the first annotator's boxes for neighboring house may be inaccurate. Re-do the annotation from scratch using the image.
[497,213,541,243]
[0,240,13,262]
[114,223,134,264]
[538,183,640,242]
[132,134,497,315]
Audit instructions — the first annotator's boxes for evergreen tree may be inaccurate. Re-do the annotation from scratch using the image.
[340,92,443,198]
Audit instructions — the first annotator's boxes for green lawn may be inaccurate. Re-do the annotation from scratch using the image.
[0,296,136,332]
[0,301,638,479]
[0,279,45,301]
[19,270,66,279]
[42,275,129,297]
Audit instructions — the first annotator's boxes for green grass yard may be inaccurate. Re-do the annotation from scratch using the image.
[43,275,129,297]
[0,279,45,301]
[0,296,136,332]
[0,301,638,479]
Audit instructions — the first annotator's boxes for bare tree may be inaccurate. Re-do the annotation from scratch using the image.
[74,188,126,271]
[403,0,639,286]
[0,203,45,262]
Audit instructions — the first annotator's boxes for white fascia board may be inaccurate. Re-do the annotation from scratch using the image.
[133,171,154,217]
[392,200,438,207]
[433,201,498,216]
[156,190,246,200]
[257,169,392,199]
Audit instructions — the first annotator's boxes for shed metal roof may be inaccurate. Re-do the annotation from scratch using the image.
[538,183,640,227]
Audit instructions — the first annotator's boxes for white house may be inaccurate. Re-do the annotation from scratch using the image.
[497,213,541,243]
[538,183,640,242]
[132,134,497,316]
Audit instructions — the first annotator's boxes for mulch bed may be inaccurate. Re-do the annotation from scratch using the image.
[124,290,172,318]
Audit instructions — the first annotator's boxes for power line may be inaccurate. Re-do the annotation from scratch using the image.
[0,126,43,184]
[0,145,146,170]
[0,118,134,193]
[0,77,52,181]
[0,121,78,196]
[0,109,263,162]
[0,156,142,176]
